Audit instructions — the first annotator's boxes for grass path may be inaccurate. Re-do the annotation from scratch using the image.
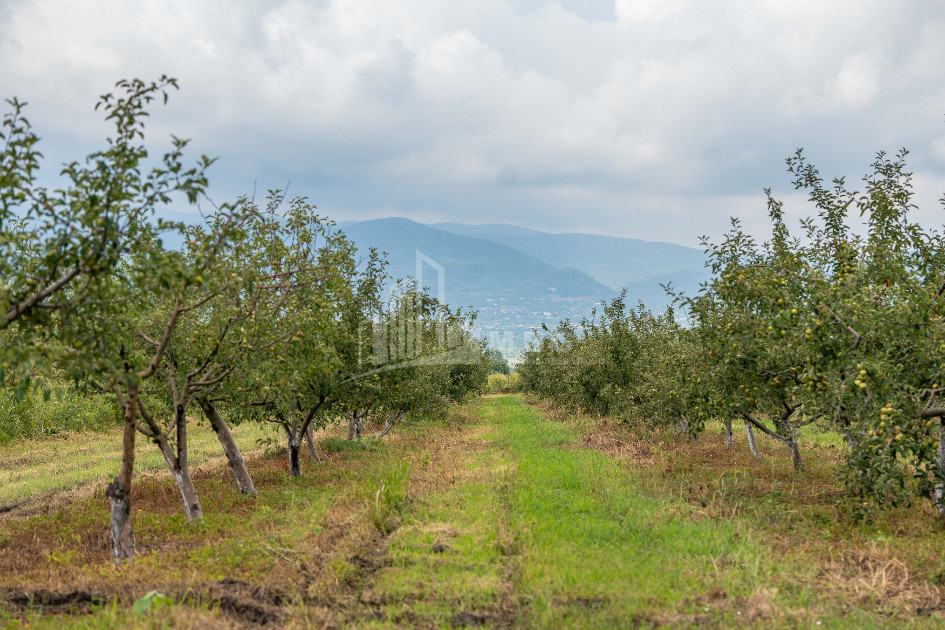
[362,396,944,628]
[0,420,284,507]
[2,395,944,628]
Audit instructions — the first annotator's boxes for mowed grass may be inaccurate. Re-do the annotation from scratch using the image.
[0,419,284,506]
[362,396,945,627]
[2,396,945,628]
[491,397,771,627]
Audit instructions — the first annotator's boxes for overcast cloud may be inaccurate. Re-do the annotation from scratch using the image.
[2,0,944,246]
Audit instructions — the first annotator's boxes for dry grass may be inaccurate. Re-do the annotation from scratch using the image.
[557,404,945,624]
[6,397,945,627]
[818,543,945,615]
[0,413,504,628]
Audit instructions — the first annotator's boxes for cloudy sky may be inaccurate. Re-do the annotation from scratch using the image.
[2,0,944,246]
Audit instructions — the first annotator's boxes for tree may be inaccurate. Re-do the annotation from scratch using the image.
[485,348,510,375]
[2,77,218,561]
[129,204,261,520]
[230,196,354,477]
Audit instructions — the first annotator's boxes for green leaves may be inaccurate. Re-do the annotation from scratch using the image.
[523,147,945,518]
[132,590,173,617]
[1,76,217,391]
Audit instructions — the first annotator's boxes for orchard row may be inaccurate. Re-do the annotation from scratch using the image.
[519,148,945,521]
[0,78,489,562]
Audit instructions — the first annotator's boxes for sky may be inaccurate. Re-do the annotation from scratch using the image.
[1,0,944,247]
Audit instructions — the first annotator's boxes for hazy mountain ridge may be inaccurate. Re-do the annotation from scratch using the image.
[339,218,709,356]
[340,218,612,299]
[430,222,707,292]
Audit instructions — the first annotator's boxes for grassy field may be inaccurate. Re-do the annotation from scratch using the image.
[1,395,944,628]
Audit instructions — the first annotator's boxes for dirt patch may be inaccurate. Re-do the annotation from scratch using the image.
[452,610,493,626]
[2,581,289,627]
[1,588,108,615]
[0,411,526,627]
[575,430,653,461]
[817,545,945,615]
[0,501,24,516]
[197,579,288,626]
[563,596,608,609]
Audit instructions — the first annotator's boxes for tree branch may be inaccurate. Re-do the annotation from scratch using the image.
[817,301,862,351]
[3,267,81,327]
[740,412,788,445]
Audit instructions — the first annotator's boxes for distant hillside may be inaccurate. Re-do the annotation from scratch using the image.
[430,222,544,238]
[341,218,613,299]
[155,212,706,356]
[431,222,709,307]
[338,218,617,355]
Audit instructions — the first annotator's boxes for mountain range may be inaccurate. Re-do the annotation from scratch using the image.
[338,218,709,357]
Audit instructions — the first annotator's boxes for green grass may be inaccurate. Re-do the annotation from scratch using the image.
[361,396,945,628]
[351,417,515,628]
[3,395,944,628]
[0,420,283,506]
[0,384,120,445]
[491,397,770,626]
[366,456,411,535]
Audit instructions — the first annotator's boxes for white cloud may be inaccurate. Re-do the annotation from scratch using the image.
[835,52,882,108]
[779,51,885,116]
[931,137,945,162]
[0,0,942,244]
[614,0,681,24]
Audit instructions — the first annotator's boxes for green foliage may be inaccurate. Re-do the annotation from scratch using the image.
[521,147,945,520]
[0,77,214,384]
[368,457,411,535]
[487,373,509,394]
[485,347,510,374]
[131,591,173,617]
[0,380,119,443]
[0,73,496,557]
[519,293,704,430]
[486,371,522,394]
[321,436,379,453]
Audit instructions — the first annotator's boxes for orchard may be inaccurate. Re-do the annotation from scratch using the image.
[0,78,489,562]
[520,147,945,521]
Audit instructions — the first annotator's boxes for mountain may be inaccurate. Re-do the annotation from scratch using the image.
[341,218,612,301]
[156,211,707,357]
[430,222,709,308]
[338,219,618,355]
[429,222,545,238]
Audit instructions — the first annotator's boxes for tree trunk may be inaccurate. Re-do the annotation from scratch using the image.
[288,440,302,477]
[304,423,321,464]
[744,420,761,458]
[152,424,203,522]
[106,385,138,563]
[347,413,357,441]
[377,412,401,440]
[787,434,804,472]
[724,418,734,449]
[175,403,203,520]
[936,424,945,516]
[200,400,257,497]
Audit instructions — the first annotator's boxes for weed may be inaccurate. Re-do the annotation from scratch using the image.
[255,435,287,459]
[368,458,411,535]
[0,382,120,444]
[321,436,379,454]
[132,591,173,617]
